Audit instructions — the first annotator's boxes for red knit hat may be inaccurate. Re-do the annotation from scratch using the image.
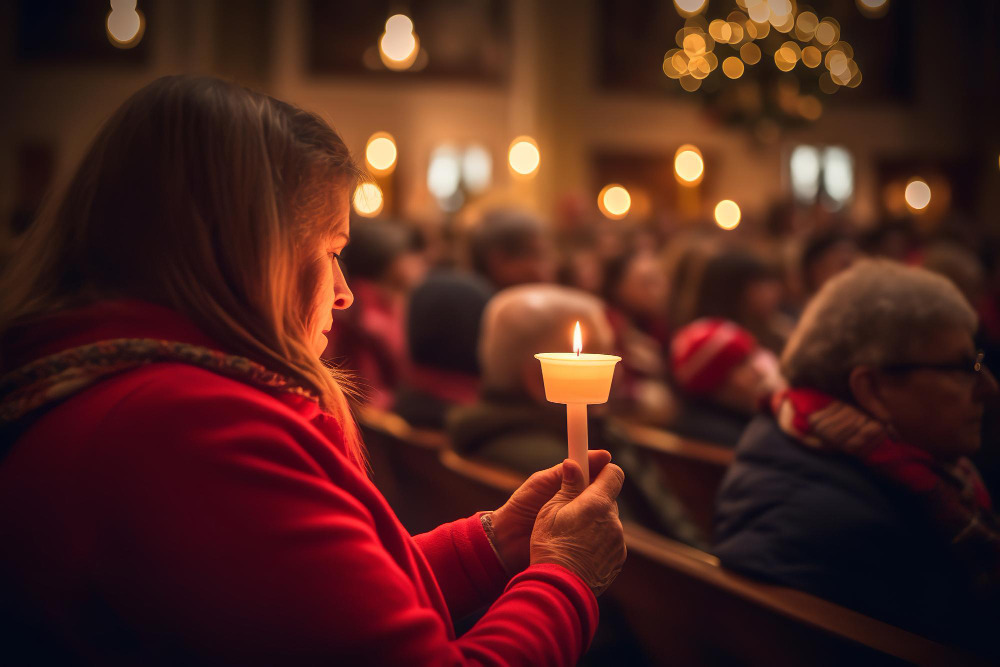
[670,318,757,396]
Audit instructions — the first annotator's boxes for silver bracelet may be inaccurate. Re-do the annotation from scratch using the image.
[479,511,507,571]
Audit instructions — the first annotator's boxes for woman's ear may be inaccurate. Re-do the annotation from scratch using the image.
[848,366,893,422]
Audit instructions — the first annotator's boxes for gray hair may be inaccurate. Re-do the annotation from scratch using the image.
[479,284,613,393]
[781,259,977,401]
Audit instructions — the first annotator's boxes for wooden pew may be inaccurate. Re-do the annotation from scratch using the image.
[358,412,981,664]
[618,419,733,539]
[357,406,453,533]
[434,446,982,666]
[615,522,984,666]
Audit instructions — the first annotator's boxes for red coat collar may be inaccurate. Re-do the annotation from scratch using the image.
[1,299,325,422]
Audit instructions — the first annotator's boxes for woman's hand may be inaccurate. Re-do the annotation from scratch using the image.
[490,450,613,574]
[530,459,627,596]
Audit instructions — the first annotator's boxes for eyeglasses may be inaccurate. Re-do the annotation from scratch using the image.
[881,350,986,376]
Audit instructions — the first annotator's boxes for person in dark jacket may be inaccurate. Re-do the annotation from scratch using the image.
[394,270,493,429]
[714,259,1000,656]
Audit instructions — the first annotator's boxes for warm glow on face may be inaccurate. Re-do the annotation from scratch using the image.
[714,200,741,230]
[365,133,397,173]
[353,183,384,217]
[674,145,705,185]
[106,0,143,48]
[573,321,583,356]
[508,137,540,176]
[904,179,931,212]
[598,184,631,220]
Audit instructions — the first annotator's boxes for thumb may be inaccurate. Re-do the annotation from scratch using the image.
[552,459,588,503]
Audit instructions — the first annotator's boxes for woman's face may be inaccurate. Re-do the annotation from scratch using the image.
[311,195,354,356]
[873,327,998,460]
[617,253,667,320]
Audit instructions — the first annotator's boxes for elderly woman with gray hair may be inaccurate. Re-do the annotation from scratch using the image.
[714,259,1000,655]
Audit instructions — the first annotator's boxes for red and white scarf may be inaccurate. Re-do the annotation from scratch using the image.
[772,388,1000,593]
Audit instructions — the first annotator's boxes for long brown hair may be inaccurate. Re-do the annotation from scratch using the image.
[0,75,367,462]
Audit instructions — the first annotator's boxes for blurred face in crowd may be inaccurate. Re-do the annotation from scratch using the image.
[311,194,354,356]
[713,350,784,416]
[616,252,668,320]
[383,251,428,294]
[565,247,604,294]
[861,327,997,460]
[807,241,857,294]
[488,234,556,288]
[742,277,783,323]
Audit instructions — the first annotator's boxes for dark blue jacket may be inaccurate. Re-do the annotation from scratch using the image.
[714,415,995,653]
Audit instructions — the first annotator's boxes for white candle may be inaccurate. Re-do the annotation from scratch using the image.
[535,322,620,486]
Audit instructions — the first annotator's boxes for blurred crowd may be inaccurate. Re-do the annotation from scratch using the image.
[326,203,1000,655]
[326,204,1000,464]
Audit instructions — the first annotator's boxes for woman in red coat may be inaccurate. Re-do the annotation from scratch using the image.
[0,76,626,665]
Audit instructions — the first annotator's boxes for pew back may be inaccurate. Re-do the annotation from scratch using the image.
[619,420,733,539]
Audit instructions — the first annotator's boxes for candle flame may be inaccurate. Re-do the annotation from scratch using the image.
[573,321,582,356]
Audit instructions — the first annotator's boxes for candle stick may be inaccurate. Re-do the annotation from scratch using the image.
[535,322,620,485]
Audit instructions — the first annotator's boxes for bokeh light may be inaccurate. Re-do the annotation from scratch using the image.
[674,0,708,17]
[106,0,144,48]
[747,1,769,23]
[714,200,741,230]
[674,145,705,185]
[385,14,413,34]
[722,56,745,79]
[365,132,397,173]
[815,19,840,47]
[823,147,854,207]
[856,0,889,18]
[379,14,419,70]
[798,95,823,120]
[427,145,462,199]
[461,145,492,193]
[353,182,384,217]
[508,137,540,176]
[598,184,632,220]
[904,178,932,212]
[740,42,762,65]
[801,45,822,68]
[790,146,821,202]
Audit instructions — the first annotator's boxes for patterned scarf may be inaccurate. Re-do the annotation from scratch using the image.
[0,338,318,426]
[772,387,1000,594]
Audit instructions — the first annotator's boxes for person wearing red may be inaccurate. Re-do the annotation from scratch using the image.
[0,76,626,664]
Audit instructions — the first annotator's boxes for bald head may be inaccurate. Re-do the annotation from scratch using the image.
[480,284,614,397]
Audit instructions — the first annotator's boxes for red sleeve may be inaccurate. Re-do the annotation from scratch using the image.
[89,376,597,665]
[413,515,508,620]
